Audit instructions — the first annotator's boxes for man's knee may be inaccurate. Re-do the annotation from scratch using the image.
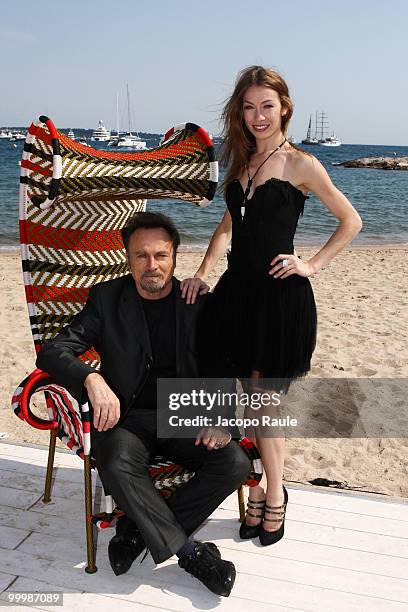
[219,443,251,487]
[92,428,150,476]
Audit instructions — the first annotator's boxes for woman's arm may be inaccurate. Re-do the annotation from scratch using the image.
[181,208,232,303]
[271,156,362,279]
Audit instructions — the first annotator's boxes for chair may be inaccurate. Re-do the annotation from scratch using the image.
[11,116,262,572]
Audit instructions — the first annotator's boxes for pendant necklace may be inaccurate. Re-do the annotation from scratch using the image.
[241,137,287,220]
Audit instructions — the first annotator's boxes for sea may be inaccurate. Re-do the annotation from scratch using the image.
[1,138,408,250]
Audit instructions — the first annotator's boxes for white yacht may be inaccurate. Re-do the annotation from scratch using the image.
[117,133,146,150]
[91,120,111,142]
[10,131,26,141]
[320,131,342,147]
[68,129,76,140]
[0,129,13,139]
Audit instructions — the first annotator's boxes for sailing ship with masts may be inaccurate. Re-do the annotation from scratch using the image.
[301,113,318,145]
[109,85,146,150]
[302,111,342,147]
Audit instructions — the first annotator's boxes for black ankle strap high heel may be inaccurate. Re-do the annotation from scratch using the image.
[239,499,265,540]
[259,486,288,546]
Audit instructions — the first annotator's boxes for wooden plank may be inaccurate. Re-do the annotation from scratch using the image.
[283,503,408,539]
[0,486,42,511]
[18,531,408,604]
[210,507,408,558]
[221,486,408,522]
[0,525,31,549]
[0,456,50,482]
[0,467,95,502]
[0,505,89,544]
[0,445,82,475]
[0,444,56,462]
[29,496,89,520]
[0,548,306,611]
[0,570,17,592]
[2,547,407,611]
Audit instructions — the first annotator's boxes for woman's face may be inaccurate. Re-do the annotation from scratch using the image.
[242,85,285,140]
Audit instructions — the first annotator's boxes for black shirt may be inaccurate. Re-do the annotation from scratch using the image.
[129,288,177,412]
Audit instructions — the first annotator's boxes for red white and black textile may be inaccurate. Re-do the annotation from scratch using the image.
[18,116,218,357]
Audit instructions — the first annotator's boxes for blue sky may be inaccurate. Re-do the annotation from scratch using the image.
[1,0,407,144]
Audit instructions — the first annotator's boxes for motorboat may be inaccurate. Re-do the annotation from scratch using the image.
[116,133,146,150]
[0,129,13,139]
[10,131,26,141]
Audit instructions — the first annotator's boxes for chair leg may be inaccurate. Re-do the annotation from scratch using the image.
[84,455,97,573]
[43,428,57,503]
[238,485,246,522]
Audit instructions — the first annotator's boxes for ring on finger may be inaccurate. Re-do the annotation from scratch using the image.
[281,258,289,268]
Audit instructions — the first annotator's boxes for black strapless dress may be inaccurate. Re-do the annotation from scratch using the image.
[207,177,317,382]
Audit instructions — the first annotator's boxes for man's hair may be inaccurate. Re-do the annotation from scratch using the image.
[121,211,181,253]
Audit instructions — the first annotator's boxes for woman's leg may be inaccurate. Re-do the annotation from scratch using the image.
[244,371,285,531]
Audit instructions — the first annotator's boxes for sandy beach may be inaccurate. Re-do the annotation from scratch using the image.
[1,245,407,497]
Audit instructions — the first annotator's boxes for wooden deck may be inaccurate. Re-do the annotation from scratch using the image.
[0,441,407,611]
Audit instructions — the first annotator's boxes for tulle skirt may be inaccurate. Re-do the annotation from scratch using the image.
[204,268,317,385]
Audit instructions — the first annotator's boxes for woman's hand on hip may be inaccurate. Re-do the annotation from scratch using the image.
[269,254,314,279]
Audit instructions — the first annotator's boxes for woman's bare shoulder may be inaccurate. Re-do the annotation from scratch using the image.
[292,148,323,177]
[286,147,323,193]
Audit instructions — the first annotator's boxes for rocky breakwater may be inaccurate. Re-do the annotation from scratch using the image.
[336,156,408,170]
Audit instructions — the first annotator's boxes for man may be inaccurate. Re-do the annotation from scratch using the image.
[36,212,250,598]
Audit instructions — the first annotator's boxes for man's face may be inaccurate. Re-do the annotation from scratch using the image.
[126,227,176,299]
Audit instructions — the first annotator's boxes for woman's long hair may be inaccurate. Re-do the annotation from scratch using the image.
[220,65,302,190]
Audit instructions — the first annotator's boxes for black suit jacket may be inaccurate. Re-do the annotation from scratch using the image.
[36,275,210,425]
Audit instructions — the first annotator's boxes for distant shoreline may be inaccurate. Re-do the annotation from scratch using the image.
[1,242,408,256]
[1,131,408,148]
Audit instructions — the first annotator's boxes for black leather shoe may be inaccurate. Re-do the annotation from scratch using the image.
[203,542,221,559]
[178,541,236,597]
[108,530,146,576]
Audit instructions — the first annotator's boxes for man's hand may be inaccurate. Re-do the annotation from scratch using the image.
[84,373,121,432]
[195,426,232,451]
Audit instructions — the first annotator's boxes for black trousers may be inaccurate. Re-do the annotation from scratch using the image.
[91,410,250,564]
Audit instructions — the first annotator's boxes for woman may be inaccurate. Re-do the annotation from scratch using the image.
[181,65,362,545]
